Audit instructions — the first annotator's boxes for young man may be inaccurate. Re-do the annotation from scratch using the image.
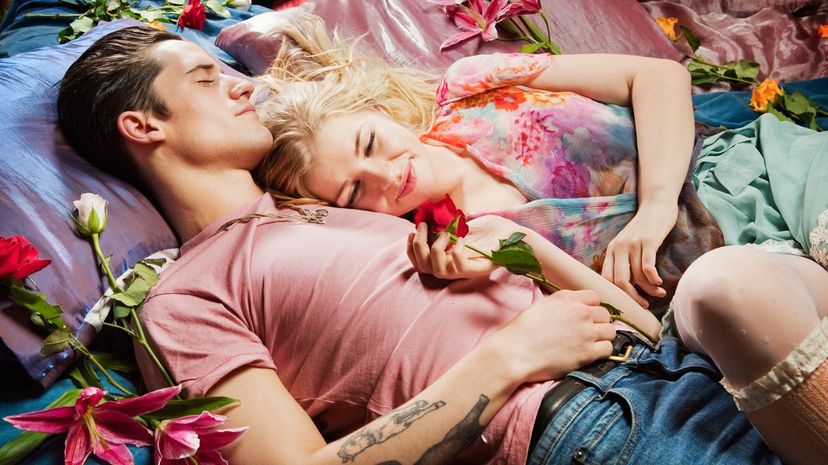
[58,26,782,465]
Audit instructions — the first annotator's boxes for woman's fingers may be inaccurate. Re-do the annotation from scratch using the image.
[640,245,666,297]
[430,232,451,277]
[412,223,433,274]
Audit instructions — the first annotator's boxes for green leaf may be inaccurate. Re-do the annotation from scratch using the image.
[490,240,542,276]
[8,285,66,330]
[142,257,168,268]
[687,60,722,86]
[133,262,159,287]
[41,327,72,356]
[70,14,95,35]
[205,0,230,17]
[57,25,78,44]
[110,277,152,307]
[498,232,527,249]
[0,389,81,465]
[113,302,132,319]
[519,42,543,54]
[105,0,120,12]
[77,357,103,389]
[678,25,699,52]
[166,0,184,5]
[766,103,793,124]
[143,396,240,421]
[732,60,760,81]
[91,352,137,373]
[136,9,163,21]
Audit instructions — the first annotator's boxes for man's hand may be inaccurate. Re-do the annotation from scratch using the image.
[601,203,677,307]
[487,290,616,383]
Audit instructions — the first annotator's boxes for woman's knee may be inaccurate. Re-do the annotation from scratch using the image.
[674,246,764,323]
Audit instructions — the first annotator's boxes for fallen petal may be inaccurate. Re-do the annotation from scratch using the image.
[439,30,482,50]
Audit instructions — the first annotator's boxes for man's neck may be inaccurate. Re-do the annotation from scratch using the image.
[149,166,264,243]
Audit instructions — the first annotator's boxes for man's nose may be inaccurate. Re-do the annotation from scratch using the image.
[227,75,254,100]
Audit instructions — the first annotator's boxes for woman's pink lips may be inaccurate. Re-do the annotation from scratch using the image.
[397,160,416,200]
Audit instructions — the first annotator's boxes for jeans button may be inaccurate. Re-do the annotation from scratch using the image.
[573,447,588,463]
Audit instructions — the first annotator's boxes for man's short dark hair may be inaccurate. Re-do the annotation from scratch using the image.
[57,26,181,182]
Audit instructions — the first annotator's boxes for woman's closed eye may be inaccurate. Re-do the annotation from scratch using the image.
[347,130,376,207]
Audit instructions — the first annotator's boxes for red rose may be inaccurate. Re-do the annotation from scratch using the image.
[413,194,469,240]
[178,0,206,30]
[0,236,51,281]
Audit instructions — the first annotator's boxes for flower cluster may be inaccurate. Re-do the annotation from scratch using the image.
[429,0,560,54]
[656,16,826,131]
[1,193,245,465]
[28,0,251,43]
[414,195,657,342]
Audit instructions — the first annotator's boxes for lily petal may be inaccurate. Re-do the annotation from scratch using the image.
[427,0,462,4]
[440,30,483,50]
[93,441,135,465]
[65,421,93,465]
[196,427,249,452]
[157,426,200,459]
[4,407,76,434]
[95,409,153,446]
[75,387,107,416]
[168,412,227,431]
[102,385,181,417]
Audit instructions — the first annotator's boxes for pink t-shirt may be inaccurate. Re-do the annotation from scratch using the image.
[137,194,554,465]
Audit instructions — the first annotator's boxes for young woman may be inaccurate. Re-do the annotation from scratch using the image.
[254,14,828,464]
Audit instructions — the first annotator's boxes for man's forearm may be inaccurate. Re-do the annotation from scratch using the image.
[307,342,521,465]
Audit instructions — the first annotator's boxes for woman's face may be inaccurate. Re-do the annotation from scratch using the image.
[303,111,446,216]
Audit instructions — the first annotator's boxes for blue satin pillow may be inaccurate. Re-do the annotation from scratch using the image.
[0,20,179,388]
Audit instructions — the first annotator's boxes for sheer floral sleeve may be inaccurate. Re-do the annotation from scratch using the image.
[437,53,554,105]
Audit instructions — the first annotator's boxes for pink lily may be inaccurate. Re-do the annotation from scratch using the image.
[507,0,542,15]
[439,0,513,51]
[154,411,247,465]
[5,385,181,465]
[427,0,463,4]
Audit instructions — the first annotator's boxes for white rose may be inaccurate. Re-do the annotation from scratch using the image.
[73,193,108,236]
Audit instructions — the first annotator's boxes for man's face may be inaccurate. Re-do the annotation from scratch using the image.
[148,41,272,170]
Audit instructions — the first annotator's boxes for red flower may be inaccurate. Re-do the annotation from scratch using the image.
[0,235,51,281]
[414,194,469,241]
[507,0,541,15]
[178,0,206,30]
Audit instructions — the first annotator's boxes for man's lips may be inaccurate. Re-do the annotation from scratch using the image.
[397,159,417,200]
[236,103,257,116]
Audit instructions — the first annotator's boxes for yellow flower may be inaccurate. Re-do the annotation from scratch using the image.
[819,24,828,39]
[146,20,167,31]
[656,17,679,41]
[749,78,784,113]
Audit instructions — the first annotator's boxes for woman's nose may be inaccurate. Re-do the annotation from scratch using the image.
[362,161,396,191]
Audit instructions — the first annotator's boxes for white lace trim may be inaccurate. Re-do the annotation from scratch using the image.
[745,239,807,257]
[809,208,828,269]
[723,317,828,412]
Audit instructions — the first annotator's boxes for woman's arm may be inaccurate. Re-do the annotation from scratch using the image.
[524,54,695,306]
[207,290,615,465]
[409,215,661,340]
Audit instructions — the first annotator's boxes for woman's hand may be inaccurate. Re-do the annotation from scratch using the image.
[601,203,678,307]
[407,215,524,280]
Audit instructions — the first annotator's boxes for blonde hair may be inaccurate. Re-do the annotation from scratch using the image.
[253,12,439,203]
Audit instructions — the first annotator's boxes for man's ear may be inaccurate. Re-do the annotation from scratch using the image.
[117,111,165,145]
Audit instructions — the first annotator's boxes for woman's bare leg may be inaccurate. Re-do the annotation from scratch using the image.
[672,246,828,465]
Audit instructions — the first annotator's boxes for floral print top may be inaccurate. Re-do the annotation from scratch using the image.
[422,53,722,298]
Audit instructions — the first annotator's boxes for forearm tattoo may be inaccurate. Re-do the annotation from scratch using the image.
[410,394,490,465]
[366,394,491,465]
[338,399,446,462]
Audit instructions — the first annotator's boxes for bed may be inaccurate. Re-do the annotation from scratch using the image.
[0,0,825,463]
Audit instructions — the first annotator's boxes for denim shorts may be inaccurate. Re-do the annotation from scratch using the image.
[527,336,781,465]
